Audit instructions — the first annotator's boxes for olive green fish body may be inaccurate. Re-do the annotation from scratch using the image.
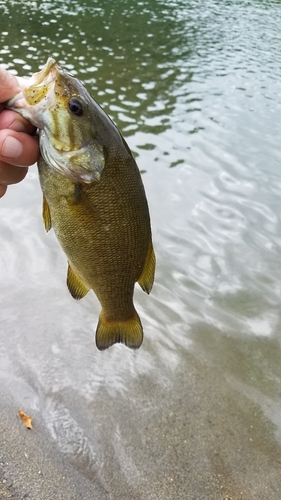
[7,58,155,350]
[38,144,154,347]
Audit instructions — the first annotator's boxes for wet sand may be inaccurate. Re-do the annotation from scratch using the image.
[1,325,281,499]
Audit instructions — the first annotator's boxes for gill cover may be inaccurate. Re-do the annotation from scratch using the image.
[39,129,105,183]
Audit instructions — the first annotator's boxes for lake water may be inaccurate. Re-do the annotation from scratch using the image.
[0,1,281,499]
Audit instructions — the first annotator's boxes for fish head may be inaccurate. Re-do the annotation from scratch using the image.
[7,57,105,183]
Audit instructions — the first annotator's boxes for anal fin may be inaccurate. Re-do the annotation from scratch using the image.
[42,196,52,232]
[138,239,156,294]
[67,264,90,300]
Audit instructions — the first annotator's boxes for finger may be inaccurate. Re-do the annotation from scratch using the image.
[0,109,36,135]
[0,184,7,198]
[0,130,39,167]
[0,163,28,185]
[0,68,21,102]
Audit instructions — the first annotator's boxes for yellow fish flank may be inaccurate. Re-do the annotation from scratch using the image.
[7,58,155,350]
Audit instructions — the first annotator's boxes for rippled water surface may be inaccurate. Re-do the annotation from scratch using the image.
[1,1,281,499]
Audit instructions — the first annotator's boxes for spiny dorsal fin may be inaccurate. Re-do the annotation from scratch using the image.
[42,196,52,232]
[96,310,143,351]
[137,239,156,294]
[67,264,90,300]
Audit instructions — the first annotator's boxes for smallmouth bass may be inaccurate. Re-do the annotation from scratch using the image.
[7,58,155,350]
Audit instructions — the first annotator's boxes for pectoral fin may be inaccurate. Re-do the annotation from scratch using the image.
[137,239,156,294]
[67,264,90,300]
[42,196,52,232]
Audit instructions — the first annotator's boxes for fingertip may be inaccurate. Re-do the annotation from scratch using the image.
[0,184,7,198]
[2,136,23,158]
[0,67,21,102]
[0,130,39,167]
[0,163,28,186]
[0,109,36,134]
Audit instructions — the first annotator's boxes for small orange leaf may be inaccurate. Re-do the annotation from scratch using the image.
[19,410,33,430]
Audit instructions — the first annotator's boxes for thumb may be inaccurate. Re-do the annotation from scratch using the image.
[0,67,22,103]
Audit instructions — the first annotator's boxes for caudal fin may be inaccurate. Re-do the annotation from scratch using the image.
[95,310,143,351]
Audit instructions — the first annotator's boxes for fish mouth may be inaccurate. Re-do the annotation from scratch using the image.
[6,57,59,126]
[27,57,58,88]
[6,57,105,184]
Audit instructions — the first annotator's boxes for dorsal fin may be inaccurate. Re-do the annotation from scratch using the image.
[137,239,156,294]
[67,264,90,300]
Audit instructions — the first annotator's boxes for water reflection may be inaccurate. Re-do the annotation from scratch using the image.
[0,0,199,140]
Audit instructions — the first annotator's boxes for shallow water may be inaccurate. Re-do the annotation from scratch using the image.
[0,1,281,499]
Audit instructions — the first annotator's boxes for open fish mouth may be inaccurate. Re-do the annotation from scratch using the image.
[28,57,58,87]
[6,57,105,184]
[25,57,58,89]
[7,58,58,123]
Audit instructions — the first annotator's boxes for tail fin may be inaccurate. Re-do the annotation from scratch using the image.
[95,310,143,351]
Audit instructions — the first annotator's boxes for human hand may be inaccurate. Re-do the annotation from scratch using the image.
[0,67,39,198]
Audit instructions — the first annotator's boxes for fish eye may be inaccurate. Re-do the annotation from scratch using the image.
[68,98,84,116]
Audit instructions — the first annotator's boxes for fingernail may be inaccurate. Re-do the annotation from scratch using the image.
[1,136,23,158]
